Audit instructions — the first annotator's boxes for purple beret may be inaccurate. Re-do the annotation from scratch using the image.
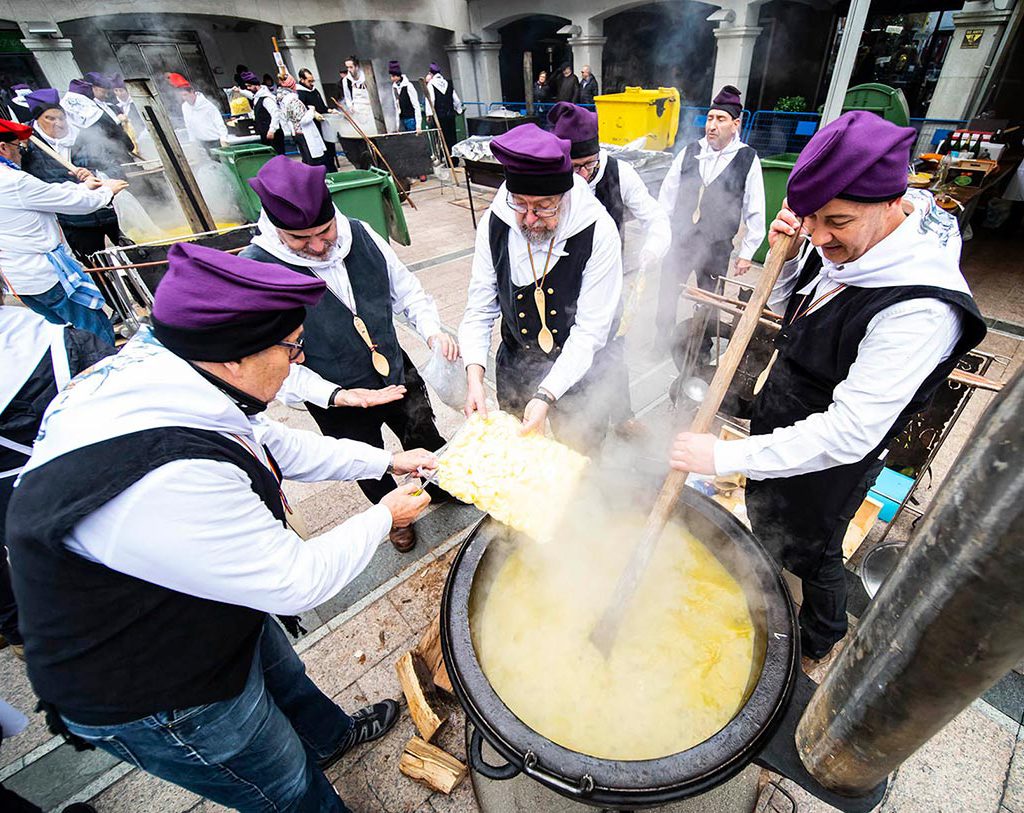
[240,70,260,85]
[151,242,326,362]
[710,85,742,119]
[68,79,94,99]
[492,123,573,196]
[388,60,402,76]
[11,83,30,92]
[787,110,916,217]
[26,88,61,117]
[109,73,126,89]
[429,62,442,75]
[249,155,334,231]
[83,71,114,90]
[548,102,599,159]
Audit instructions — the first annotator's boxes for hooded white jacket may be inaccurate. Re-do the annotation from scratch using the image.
[715,190,971,480]
[20,328,394,614]
[458,173,623,399]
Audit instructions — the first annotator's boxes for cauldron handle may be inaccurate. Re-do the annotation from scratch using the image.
[469,727,522,780]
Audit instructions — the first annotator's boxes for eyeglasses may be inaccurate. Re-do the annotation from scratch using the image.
[573,159,599,177]
[506,193,562,219]
[276,337,305,361]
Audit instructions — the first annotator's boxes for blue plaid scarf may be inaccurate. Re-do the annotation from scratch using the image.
[46,243,107,311]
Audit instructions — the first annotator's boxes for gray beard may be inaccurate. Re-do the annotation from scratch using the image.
[521,225,556,246]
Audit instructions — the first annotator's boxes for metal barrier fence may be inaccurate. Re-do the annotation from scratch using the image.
[908,118,965,157]
[743,110,821,156]
[459,102,966,160]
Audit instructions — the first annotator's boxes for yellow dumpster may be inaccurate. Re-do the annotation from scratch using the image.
[594,87,681,151]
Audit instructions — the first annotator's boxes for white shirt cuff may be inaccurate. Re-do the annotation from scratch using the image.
[417,319,443,344]
[363,502,395,541]
[713,437,752,477]
[363,447,394,480]
[306,377,338,409]
[462,350,489,372]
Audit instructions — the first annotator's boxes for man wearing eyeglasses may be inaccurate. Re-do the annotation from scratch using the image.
[459,124,623,451]
[548,102,671,437]
[241,156,458,552]
[7,243,436,813]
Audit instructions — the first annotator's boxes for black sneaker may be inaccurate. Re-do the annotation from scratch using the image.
[318,699,400,769]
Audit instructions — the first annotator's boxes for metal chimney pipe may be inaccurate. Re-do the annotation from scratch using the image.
[796,365,1024,796]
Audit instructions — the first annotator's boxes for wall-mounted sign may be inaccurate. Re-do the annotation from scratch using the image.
[962,29,984,48]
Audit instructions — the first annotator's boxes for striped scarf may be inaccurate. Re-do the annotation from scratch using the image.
[46,243,106,311]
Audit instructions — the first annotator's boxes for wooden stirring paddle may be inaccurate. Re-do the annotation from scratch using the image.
[590,230,801,656]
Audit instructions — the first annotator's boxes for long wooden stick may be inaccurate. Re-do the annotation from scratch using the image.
[29,135,79,174]
[590,231,802,656]
[332,97,417,211]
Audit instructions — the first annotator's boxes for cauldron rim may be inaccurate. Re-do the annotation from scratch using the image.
[440,488,799,808]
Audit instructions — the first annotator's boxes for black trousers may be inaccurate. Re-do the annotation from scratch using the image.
[62,220,122,262]
[0,456,23,646]
[656,239,732,338]
[261,130,286,156]
[305,355,446,504]
[746,457,885,658]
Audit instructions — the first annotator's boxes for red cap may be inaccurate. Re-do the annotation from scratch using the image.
[0,119,33,142]
[166,73,191,89]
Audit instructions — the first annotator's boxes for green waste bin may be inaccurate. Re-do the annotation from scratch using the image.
[842,83,910,127]
[753,153,800,265]
[326,167,411,246]
[210,143,277,223]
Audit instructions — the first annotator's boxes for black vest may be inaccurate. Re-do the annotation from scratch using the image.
[253,94,273,133]
[671,140,755,250]
[593,157,625,237]
[395,85,415,120]
[7,427,284,725]
[241,220,405,390]
[489,215,614,408]
[430,82,455,119]
[745,251,987,573]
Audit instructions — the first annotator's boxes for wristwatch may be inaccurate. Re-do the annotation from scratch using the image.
[532,390,555,406]
[386,453,397,475]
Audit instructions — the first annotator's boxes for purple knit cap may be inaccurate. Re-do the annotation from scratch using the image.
[151,242,325,362]
[388,60,402,76]
[429,62,442,75]
[787,110,916,217]
[548,102,599,159]
[249,155,335,231]
[710,85,742,119]
[83,71,114,90]
[240,70,260,85]
[492,123,573,196]
[26,88,61,116]
[68,79,94,98]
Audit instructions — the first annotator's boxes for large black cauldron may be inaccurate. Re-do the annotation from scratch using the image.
[440,488,886,811]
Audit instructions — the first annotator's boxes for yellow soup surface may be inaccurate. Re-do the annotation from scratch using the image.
[471,514,756,760]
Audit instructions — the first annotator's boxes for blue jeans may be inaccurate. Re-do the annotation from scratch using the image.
[63,619,355,812]
[19,282,115,346]
[400,117,417,132]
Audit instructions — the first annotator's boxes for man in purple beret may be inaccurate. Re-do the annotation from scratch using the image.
[7,242,436,812]
[82,71,123,126]
[424,60,462,162]
[4,82,34,123]
[671,110,986,668]
[458,123,624,451]
[242,155,458,551]
[388,59,421,132]
[658,84,765,357]
[548,101,670,438]
[238,69,284,154]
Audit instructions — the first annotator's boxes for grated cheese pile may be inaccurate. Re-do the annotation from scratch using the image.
[436,412,588,541]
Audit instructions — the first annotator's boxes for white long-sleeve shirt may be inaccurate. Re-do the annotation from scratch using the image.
[23,328,396,616]
[253,86,281,135]
[590,151,671,262]
[181,92,228,143]
[65,420,392,614]
[392,76,422,131]
[0,165,113,295]
[259,214,443,407]
[659,135,766,261]
[458,175,623,399]
[714,204,968,481]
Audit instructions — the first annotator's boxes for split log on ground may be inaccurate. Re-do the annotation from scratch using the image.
[416,615,455,695]
[399,736,467,794]
[395,650,449,741]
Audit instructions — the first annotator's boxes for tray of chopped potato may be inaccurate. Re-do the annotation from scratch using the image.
[435,411,588,541]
